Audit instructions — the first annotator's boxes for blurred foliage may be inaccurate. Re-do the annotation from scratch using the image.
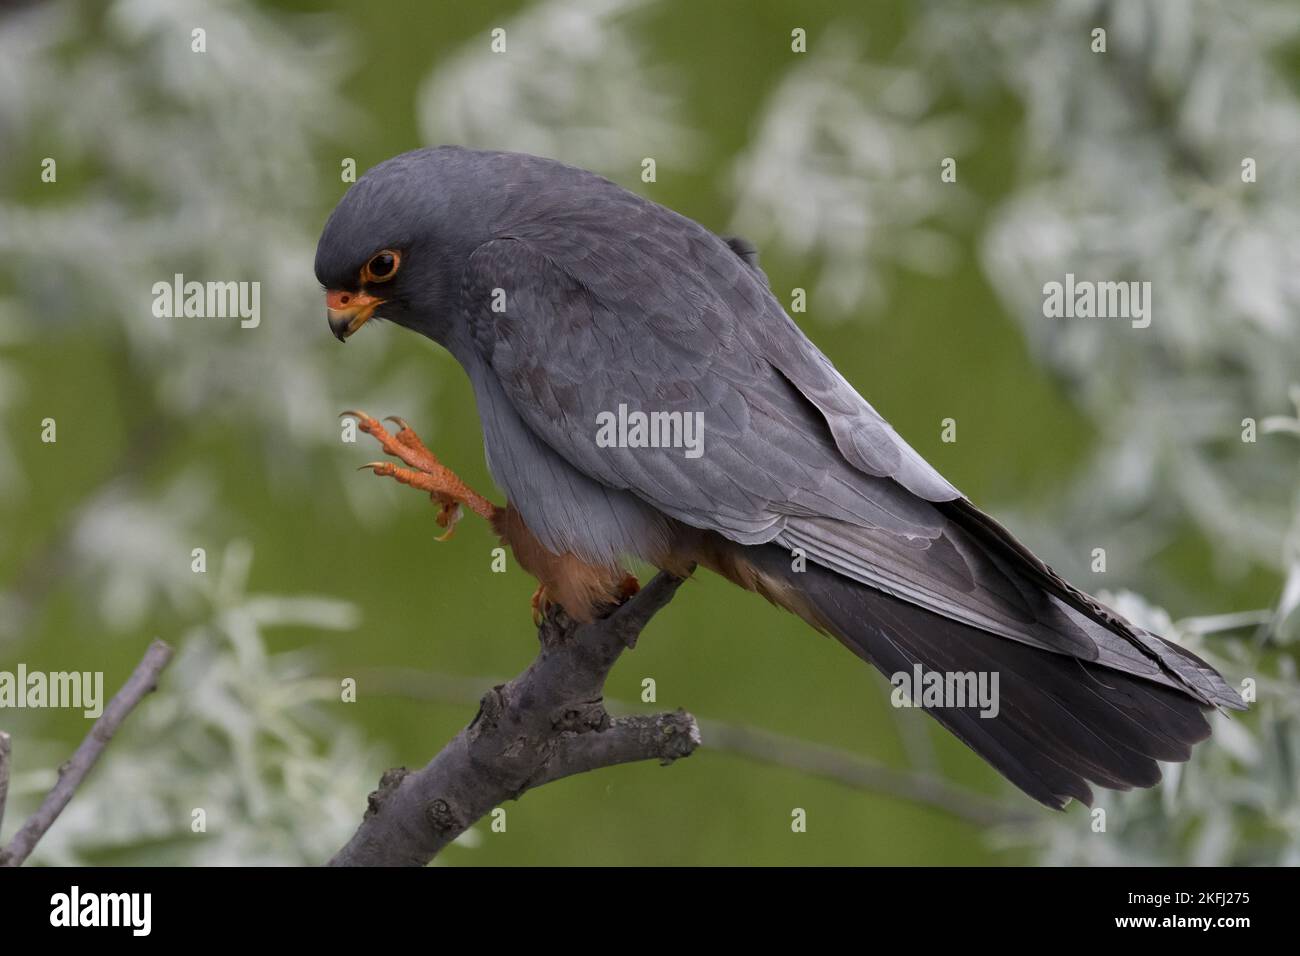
[0,0,1294,865]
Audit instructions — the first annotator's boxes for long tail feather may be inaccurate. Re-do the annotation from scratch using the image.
[713,541,1231,810]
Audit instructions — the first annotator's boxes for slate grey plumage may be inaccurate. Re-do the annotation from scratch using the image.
[316,146,1245,809]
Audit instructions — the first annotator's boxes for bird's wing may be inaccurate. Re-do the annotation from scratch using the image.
[462,232,948,541]
[461,230,1239,708]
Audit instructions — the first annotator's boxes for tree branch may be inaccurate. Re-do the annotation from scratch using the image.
[696,720,1032,828]
[527,711,700,788]
[329,570,698,867]
[0,638,174,867]
[360,669,1031,830]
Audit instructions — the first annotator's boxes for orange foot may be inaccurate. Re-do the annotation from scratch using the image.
[342,410,500,540]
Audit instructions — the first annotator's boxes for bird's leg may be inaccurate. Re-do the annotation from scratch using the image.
[617,573,641,601]
[530,584,553,627]
[345,411,639,623]
[529,575,638,626]
[343,410,500,540]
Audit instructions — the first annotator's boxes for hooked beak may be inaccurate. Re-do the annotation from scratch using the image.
[326,289,385,342]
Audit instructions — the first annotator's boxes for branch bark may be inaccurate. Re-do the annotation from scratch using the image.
[329,570,698,867]
[0,638,174,867]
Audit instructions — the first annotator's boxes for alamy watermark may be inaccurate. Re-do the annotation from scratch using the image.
[0,665,104,718]
[50,886,151,936]
[1042,273,1151,329]
[595,403,704,459]
[890,664,1000,718]
[151,273,260,328]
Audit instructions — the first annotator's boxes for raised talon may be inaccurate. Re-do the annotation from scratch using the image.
[359,461,451,501]
[343,410,440,474]
[384,415,419,451]
[385,415,441,463]
[358,460,442,494]
[350,414,630,624]
[433,501,463,541]
[345,410,499,522]
[359,460,463,542]
[340,409,383,436]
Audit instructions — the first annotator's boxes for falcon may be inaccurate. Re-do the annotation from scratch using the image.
[315,147,1244,809]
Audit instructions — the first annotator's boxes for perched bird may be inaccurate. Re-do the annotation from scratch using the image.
[316,146,1244,810]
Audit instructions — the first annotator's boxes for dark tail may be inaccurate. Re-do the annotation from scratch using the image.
[720,541,1239,810]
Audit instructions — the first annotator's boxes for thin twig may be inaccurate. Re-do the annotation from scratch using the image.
[0,731,10,837]
[1178,610,1273,636]
[698,720,1033,828]
[0,638,174,867]
[889,704,939,777]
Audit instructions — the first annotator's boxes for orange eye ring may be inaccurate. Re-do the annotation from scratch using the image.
[362,249,401,284]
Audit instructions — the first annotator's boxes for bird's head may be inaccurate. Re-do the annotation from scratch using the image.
[314,147,488,344]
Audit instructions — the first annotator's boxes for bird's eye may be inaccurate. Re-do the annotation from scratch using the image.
[362,250,400,283]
